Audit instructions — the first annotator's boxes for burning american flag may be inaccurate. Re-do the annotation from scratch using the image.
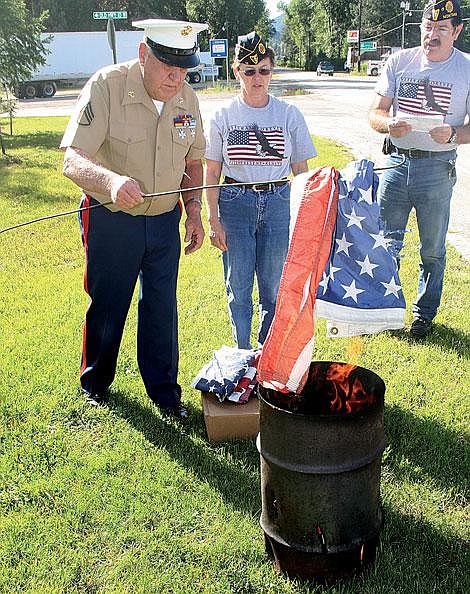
[258,160,405,393]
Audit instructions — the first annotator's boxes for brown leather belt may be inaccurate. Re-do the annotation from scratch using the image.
[223,176,288,192]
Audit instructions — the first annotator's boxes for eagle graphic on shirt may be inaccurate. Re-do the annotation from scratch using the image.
[397,76,452,116]
[227,123,285,165]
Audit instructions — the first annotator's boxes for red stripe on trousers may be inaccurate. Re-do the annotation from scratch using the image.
[80,195,91,376]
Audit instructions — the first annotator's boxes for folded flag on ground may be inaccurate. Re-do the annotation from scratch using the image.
[192,346,258,403]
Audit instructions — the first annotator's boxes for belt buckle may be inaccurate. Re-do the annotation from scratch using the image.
[252,183,267,192]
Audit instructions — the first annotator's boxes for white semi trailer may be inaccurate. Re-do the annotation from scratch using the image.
[16,31,208,98]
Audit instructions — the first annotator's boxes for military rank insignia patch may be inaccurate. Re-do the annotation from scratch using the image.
[78,102,94,126]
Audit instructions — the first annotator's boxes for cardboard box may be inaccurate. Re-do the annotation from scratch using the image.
[201,392,260,442]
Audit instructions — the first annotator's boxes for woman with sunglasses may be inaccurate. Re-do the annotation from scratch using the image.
[205,31,316,350]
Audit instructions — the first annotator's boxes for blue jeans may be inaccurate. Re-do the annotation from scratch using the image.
[219,183,290,349]
[378,151,457,321]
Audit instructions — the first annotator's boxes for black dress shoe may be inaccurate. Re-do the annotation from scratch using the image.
[159,404,189,421]
[410,317,433,339]
[82,390,107,406]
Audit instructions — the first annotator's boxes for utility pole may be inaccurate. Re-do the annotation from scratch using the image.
[357,0,363,73]
[222,22,229,83]
[400,1,411,49]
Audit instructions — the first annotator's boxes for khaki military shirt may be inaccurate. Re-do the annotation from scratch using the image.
[60,59,205,216]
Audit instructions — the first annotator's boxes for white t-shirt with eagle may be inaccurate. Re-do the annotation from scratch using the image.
[375,46,470,151]
[205,94,316,183]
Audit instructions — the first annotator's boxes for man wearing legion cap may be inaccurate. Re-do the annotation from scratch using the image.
[369,1,470,338]
[61,18,208,419]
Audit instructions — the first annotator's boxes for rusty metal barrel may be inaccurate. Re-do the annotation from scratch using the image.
[257,361,386,581]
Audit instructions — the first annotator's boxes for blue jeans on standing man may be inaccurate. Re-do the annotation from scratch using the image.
[219,183,290,349]
[378,150,457,322]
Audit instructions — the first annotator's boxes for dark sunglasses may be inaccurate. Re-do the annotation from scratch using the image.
[238,66,273,77]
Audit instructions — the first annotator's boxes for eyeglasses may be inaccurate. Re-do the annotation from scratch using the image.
[238,66,273,77]
[420,23,455,36]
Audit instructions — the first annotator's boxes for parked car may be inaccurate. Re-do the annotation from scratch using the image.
[316,61,334,76]
[367,59,387,77]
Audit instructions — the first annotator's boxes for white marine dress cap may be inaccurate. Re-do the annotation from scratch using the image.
[133,18,209,68]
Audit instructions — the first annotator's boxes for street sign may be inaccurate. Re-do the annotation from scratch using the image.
[93,11,128,20]
[347,30,359,43]
[210,39,228,58]
[360,41,377,51]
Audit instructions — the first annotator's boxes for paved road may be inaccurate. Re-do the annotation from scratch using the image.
[14,71,469,259]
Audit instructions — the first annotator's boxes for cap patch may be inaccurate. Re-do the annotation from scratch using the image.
[423,0,461,21]
[235,31,270,66]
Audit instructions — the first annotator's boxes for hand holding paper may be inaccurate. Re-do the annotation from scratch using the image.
[428,123,454,144]
[388,116,412,138]
[395,110,444,135]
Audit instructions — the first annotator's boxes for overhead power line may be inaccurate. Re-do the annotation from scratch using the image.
[364,6,470,40]
[361,25,404,42]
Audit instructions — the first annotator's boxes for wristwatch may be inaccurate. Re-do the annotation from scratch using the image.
[447,126,457,144]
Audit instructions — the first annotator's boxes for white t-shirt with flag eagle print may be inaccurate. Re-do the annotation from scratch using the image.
[375,46,470,151]
[205,94,316,183]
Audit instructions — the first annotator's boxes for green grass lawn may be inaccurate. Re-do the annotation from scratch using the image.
[0,117,468,594]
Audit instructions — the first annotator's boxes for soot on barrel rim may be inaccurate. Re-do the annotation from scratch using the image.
[257,361,386,582]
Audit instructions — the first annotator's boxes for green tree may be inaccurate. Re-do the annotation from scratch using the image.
[281,0,355,69]
[0,0,49,91]
[358,0,405,50]
[186,0,271,50]
[281,0,315,69]
[25,1,188,32]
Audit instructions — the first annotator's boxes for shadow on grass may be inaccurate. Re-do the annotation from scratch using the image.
[109,390,261,515]
[372,505,469,594]
[1,130,64,151]
[387,324,470,359]
[108,391,468,513]
[107,391,469,593]
[384,404,469,496]
[427,323,470,357]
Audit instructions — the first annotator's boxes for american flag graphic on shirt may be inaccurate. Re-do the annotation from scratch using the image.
[397,76,452,116]
[227,125,285,164]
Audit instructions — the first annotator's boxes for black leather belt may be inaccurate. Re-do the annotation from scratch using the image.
[223,176,288,192]
[391,145,439,158]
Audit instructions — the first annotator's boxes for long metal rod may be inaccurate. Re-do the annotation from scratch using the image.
[141,179,281,198]
[0,159,405,235]
[0,180,284,234]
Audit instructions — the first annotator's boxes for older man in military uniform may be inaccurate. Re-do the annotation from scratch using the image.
[61,19,208,419]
